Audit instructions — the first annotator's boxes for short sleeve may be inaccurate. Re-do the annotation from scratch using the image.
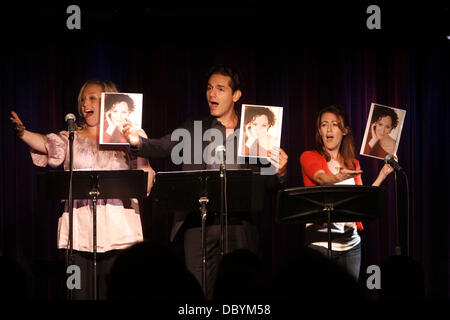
[300,151,324,184]
[30,131,68,168]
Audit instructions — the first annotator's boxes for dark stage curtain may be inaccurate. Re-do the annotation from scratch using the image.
[0,3,448,299]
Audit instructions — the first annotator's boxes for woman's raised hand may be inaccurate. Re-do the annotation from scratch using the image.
[10,111,26,137]
[9,110,47,154]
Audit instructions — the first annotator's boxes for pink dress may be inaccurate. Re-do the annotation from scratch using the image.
[31,130,149,253]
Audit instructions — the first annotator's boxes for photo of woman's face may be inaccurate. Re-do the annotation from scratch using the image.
[374,116,393,138]
[248,115,269,138]
[110,102,130,128]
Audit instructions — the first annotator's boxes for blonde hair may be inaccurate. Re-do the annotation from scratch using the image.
[76,79,118,130]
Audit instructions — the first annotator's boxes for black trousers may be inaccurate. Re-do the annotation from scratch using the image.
[66,250,121,300]
[183,221,259,300]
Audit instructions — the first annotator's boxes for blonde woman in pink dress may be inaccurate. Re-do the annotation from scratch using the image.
[10,79,154,299]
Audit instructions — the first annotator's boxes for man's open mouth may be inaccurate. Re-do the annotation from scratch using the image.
[209,101,219,109]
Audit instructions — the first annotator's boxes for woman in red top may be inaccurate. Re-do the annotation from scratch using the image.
[300,105,393,279]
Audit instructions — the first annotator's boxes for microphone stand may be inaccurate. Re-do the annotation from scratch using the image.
[67,130,74,300]
[393,170,401,256]
[89,174,100,300]
[219,150,228,255]
[385,155,409,257]
[404,170,410,257]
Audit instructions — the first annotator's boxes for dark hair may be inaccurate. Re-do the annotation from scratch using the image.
[206,64,243,92]
[380,255,425,300]
[213,249,266,300]
[371,105,399,128]
[104,93,135,113]
[315,105,357,170]
[244,106,276,128]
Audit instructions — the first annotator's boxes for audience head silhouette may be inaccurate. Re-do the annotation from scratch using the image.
[107,241,204,300]
[0,254,31,299]
[271,247,363,299]
[213,249,266,300]
[380,255,425,300]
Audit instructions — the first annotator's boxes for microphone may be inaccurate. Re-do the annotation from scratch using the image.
[65,113,76,138]
[216,145,226,164]
[384,154,404,172]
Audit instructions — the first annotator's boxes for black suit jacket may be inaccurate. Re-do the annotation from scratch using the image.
[131,114,286,241]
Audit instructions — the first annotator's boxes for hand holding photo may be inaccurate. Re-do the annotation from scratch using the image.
[360,103,406,160]
[267,146,289,176]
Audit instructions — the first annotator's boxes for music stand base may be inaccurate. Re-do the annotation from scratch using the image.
[199,196,209,298]
[326,205,333,260]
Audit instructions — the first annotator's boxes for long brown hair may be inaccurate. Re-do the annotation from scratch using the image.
[315,105,357,170]
[76,79,118,130]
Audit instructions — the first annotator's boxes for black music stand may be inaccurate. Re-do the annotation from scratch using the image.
[276,185,384,258]
[154,169,253,297]
[38,169,148,300]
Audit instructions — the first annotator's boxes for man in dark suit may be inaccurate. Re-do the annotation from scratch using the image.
[123,64,288,298]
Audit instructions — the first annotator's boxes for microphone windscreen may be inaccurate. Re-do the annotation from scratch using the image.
[65,113,76,122]
[384,154,392,163]
[216,145,226,153]
[384,153,398,163]
[216,145,226,163]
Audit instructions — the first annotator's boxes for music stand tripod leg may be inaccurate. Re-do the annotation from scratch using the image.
[93,196,98,300]
[325,204,333,259]
[394,171,401,256]
[219,165,228,256]
[199,197,209,298]
[89,175,100,301]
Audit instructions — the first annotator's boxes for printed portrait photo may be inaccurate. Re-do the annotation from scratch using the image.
[99,92,143,145]
[238,104,283,159]
[360,103,406,160]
